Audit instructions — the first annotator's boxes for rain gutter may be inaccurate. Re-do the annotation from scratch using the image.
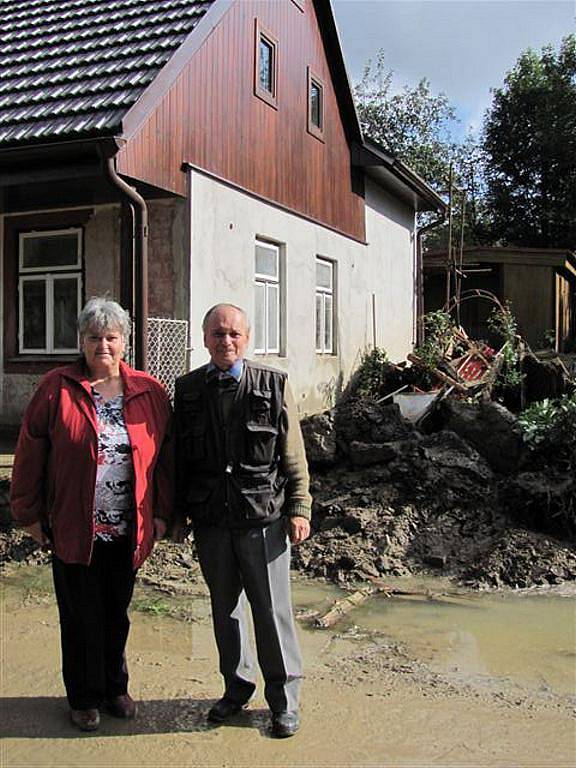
[100,142,149,371]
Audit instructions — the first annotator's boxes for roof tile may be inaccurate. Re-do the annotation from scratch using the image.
[0,0,215,145]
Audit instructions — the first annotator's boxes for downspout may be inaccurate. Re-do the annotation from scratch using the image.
[415,211,445,346]
[102,152,149,371]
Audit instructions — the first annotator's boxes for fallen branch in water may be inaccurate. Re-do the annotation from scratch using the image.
[314,579,476,629]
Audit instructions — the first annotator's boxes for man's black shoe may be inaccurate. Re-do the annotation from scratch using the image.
[207,697,244,723]
[271,711,300,738]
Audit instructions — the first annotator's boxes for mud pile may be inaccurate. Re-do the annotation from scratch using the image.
[296,397,576,588]
[2,394,575,590]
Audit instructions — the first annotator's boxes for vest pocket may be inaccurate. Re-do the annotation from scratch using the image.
[231,470,282,520]
[245,422,278,465]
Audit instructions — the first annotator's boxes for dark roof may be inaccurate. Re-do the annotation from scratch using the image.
[0,0,215,146]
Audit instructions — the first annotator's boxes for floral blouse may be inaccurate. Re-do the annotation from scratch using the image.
[92,390,135,542]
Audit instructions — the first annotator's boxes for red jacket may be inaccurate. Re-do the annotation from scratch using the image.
[10,360,173,569]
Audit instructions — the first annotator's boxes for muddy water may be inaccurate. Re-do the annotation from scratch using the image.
[1,565,575,768]
[346,576,576,696]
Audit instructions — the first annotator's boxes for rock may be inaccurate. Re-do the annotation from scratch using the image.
[522,352,574,403]
[423,554,447,569]
[349,440,404,467]
[499,470,576,538]
[438,400,525,474]
[336,399,417,453]
[301,410,337,466]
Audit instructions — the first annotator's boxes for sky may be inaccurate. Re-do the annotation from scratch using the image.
[331,0,575,138]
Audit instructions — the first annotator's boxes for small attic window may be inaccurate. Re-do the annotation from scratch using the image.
[254,20,278,109]
[307,67,324,141]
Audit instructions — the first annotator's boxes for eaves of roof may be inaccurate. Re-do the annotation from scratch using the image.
[354,137,447,214]
[424,246,576,271]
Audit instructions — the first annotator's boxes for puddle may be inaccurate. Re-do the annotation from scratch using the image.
[3,566,575,699]
[344,576,576,696]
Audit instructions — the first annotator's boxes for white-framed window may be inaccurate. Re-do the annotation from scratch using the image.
[18,228,83,354]
[254,239,280,354]
[315,257,334,354]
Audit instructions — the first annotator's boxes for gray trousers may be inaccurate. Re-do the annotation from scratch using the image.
[194,517,302,713]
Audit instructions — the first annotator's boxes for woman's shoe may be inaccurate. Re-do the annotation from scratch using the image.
[70,708,100,731]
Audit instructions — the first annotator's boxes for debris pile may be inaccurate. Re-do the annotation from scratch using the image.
[296,310,576,589]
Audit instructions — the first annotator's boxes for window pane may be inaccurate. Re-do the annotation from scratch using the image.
[22,280,46,349]
[255,243,278,278]
[310,82,322,128]
[22,232,79,269]
[255,281,266,350]
[316,259,332,290]
[267,283,279,351]
[324,294,333,352]
[259,37,273,93]
[53,277,79,349]
[315,293,323,351]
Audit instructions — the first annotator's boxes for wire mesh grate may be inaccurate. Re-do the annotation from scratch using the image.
[147,317,188,400]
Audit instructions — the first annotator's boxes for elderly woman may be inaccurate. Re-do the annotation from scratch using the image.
[10,297,172,732]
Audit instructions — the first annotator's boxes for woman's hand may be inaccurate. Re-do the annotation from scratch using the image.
[23,522,50,547]
[153,517,167,542]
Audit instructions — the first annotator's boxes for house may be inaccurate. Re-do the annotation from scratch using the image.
[0,0,445,427]
[423,246,576,351]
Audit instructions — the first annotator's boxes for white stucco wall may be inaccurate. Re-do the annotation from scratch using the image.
[188,170,416,414]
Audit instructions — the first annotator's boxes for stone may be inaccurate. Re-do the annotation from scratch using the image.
[349,441,402,467]
[300,410,337,466]
[336,399,417,452]
[438,400,525,474]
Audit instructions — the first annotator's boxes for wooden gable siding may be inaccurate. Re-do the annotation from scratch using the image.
[117,0,365,241]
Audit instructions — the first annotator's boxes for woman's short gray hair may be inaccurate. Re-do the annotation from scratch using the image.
[78,297,131,339]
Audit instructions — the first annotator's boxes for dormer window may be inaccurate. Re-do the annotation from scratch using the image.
[254,20,278,108]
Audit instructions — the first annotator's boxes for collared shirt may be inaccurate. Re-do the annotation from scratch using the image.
[206,359,244,382]
[206,359,244,424]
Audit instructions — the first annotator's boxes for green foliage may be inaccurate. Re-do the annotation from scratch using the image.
[540,329,557,350]
[482,35,576,248]
[352,51,486,247]
[132,595,171,616]
[354,51,458,190]
[353,51,471,194]
[415,310,460,371]
[487,303,524,389]
[518,392,576,446]
[355,346,389,399]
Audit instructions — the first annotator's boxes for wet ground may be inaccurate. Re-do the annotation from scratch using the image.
[1,563,575,768]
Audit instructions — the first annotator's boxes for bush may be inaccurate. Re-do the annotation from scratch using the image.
[355,347,389,399]
[518,392,576,450]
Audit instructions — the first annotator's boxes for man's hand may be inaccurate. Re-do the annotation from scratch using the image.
[23,521,50,547]
[170,520,189,543]
[289,516,310,545]
[153,517,167,542]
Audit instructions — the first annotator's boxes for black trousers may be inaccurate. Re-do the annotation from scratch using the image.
[51,538,137,710]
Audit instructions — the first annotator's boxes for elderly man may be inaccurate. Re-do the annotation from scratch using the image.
[174,303,311,738]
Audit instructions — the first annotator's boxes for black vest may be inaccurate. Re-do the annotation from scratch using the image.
[175,360,288,527]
